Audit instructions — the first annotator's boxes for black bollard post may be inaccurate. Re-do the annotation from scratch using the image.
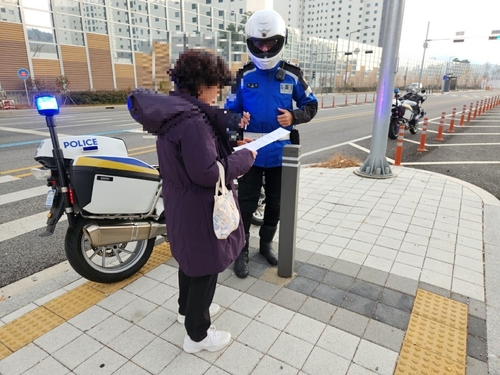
[278,145,301,278]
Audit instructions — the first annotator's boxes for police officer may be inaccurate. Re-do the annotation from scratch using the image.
[226,9,318,278]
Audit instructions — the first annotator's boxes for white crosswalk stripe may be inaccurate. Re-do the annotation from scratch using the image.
[0,175,19,184]
[0,212,67,243]
[0,185,48,206]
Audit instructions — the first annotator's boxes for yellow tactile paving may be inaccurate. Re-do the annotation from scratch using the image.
[395,341,466,375]
[137,250,171,274]
[0,243,172,361]
[0,342,12,361]
[394,289,468,375]
[405,314,467,364]
[87,273,142,295]
[0,307,64,352]
[43,284,107,321]
[412,289,468,331]
[153,241,172,255]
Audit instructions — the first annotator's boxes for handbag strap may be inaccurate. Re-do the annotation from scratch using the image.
[215,161,228,196]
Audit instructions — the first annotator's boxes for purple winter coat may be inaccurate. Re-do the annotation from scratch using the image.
[128,89,254,277]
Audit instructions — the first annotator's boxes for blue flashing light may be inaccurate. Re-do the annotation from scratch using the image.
[36,95,59,116]
[394,88,400,94]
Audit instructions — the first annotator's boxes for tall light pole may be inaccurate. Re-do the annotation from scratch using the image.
[417,21,430,91]
[332,35,339,93]
[356,0,406,178]
[343,29,361,94]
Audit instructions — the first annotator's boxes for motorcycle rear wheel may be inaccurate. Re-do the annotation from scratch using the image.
[65,216,155,283]
[388,119,399,139]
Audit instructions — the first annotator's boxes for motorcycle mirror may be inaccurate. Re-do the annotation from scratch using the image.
[36,95,59,117]
[421,89,426,94]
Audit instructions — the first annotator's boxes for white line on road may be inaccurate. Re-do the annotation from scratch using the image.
[33,119,135,131]
[0,186,49,206]
[406,140,500,147]
[301,135,372,158]
[402,161,500,166]
[0,176,19,184]
[0,212,67,243]
[0,126,69,137]
[348,142,370,154]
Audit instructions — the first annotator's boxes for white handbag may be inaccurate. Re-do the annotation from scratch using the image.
[213,161,240,239]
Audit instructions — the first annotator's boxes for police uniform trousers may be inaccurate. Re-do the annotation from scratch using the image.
[237,165,282,234]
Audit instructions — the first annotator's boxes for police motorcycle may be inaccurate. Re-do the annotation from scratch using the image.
[388,87,427,139]
[32,95,165,283]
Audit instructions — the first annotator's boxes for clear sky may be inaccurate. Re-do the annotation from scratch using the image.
[266,0,500,65]
[400,0,500,65]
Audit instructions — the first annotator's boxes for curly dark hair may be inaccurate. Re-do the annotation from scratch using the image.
[169,49,232,98]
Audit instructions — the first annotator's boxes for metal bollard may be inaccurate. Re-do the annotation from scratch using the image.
[278,145,301,278]
[332,96,335,108]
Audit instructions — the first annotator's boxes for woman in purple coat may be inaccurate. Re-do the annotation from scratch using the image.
[128,49,255,353]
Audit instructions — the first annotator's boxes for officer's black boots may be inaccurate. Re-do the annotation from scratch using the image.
[234,234,250,278]
[259,225,278,266]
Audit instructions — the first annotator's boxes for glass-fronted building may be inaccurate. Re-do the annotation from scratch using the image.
[0,0,495,94]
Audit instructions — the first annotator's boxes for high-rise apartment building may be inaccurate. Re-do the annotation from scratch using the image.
[191,0,266,17]
[274,0,387,46]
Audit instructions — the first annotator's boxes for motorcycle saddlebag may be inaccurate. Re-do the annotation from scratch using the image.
[70,155,160,215]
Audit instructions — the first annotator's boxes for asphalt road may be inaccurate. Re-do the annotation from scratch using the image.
[0,90,498,288]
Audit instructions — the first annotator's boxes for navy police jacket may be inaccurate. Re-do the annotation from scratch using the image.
[225,60,318,168]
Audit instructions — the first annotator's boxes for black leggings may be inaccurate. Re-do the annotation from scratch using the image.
[237,165,282,233]
[178,269,218,342]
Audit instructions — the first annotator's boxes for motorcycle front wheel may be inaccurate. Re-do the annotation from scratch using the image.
[388,119,399,139]
[409,122,419,134]
[65,216,155,283]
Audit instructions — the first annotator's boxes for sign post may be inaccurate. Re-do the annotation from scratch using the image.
[17,68,30,106]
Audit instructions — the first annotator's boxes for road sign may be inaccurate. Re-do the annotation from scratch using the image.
[17,68,30,80]
[443,75,448,81]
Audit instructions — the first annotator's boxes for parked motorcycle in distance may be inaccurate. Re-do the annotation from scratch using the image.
[388,87,427,139]
[32,95,165,283]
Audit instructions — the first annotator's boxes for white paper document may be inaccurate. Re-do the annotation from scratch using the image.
[233,128,290,152]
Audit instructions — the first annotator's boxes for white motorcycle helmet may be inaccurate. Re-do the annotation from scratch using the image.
[245,10,287,70]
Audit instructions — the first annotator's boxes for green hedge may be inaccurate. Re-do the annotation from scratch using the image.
[59,90,131,105]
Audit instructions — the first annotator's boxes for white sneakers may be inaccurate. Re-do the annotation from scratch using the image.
[183,325,231,353]
[177,303,221,324]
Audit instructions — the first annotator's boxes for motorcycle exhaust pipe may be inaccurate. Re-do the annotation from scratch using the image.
[83,221,166,247]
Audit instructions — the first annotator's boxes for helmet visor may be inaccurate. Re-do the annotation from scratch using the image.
[247,36,285,59]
